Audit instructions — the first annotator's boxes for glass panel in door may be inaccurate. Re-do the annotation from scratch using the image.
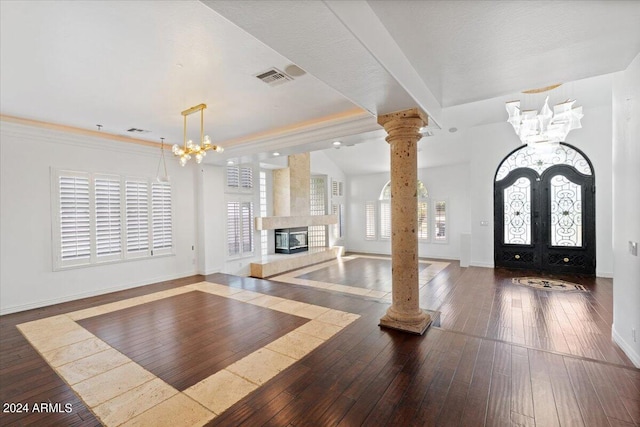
[549,174,582,247]
[503,177,532,245]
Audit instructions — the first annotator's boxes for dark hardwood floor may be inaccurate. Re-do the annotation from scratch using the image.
[78,291,309,391]
[1,262,638,426]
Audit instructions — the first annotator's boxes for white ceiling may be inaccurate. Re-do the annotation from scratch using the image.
[1,1,639,175]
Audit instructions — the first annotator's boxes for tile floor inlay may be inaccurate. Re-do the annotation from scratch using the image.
[77,290,309,391]
[274,254,449,300]
[17,281,360,426]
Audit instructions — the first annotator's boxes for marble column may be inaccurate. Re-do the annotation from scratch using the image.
[378,108,431,335]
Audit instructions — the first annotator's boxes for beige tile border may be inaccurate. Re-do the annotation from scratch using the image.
[272,254,450,301]
[17,281,360,427]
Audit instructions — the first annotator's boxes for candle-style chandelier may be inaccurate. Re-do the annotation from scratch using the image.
[171,103,223,166]
[505,84,583,147]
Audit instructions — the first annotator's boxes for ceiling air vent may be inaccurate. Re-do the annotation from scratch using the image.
[255,68,293,87]
[126,128,151,133]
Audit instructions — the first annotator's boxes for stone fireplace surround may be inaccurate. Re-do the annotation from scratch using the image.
[250,153,339,278]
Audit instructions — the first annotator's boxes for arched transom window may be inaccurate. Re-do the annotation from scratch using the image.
[495,144,592,181]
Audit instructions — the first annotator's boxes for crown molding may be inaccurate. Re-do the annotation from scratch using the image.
[0,114,159,148]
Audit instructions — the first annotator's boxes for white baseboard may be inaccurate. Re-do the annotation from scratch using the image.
[0,270,199,316]
[198,268,222,276]
[612,324,640,368]
[596,270,614,278]
[469,261,494,268]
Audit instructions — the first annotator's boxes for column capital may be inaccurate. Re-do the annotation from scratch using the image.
[377,107,428,128]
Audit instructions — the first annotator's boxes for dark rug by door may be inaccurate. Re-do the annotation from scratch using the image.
[511,277,588,292]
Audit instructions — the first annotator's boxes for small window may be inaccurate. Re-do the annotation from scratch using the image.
[259,171,268,257]
[379,201,391,239]
[332,179,343,197]
[227,200,254,257]
[227,165,253,191]
[434,200,447,242]
[417,200,428,240]
[332,204,344,239]
[365,201,376,240]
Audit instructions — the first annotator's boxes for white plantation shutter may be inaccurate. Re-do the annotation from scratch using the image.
[241,202,254,252]
[226,166,240,188]
[152,182,172,252]
[380,201,391,239]
[59,174,91,264]
[53,170,174,269]
[227,201,240,256]
[418,201,429,240]
[240,167,253,189]
[227,201,254,256]
[125,180,149,255]
[365,201,376,240]
[434,200,447,241]
[95,177,121,258]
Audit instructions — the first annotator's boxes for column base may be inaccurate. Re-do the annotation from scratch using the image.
[379,309,432,335]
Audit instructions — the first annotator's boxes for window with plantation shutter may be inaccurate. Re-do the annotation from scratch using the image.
[226,166,240,188]
[227,201,240,256]
[418,201,429,240]
[95,176,121,259]
[59,174,91,265]
[227,165,253,192]
[240,167,253,189]
[259,171,268,256]
[152,182,172,253]
[53,170,173,270]
[125,180,149,255]
[227,200,254,257]
[332,204,344,239]
[365,201,376,240]
[434,200,447,242]
[241,202,253,253]
[379,201,391,239]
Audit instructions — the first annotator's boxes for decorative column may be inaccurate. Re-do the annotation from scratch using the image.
[378,108,431,335]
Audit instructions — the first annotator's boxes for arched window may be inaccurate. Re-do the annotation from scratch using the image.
[378,180,429,240]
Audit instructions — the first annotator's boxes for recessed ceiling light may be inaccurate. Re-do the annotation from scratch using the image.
[332,141,342,146]
[227,160,235,166]
[449,127,458,133]
[272,152,280,156]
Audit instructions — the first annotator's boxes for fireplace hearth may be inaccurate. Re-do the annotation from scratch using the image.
[275,227,308,254]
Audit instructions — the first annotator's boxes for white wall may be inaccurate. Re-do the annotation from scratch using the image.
[612,54,640,367]
[197,164,226,275]
[347,162,471,259]
[0,122,199,314]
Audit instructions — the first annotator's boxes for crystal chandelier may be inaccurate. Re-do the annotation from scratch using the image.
[172,103,223,166]
[505,85,583,147]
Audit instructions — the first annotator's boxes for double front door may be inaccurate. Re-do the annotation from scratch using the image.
[494,164,595,275]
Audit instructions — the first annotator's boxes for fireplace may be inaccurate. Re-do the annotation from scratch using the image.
[275,227,308,254]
